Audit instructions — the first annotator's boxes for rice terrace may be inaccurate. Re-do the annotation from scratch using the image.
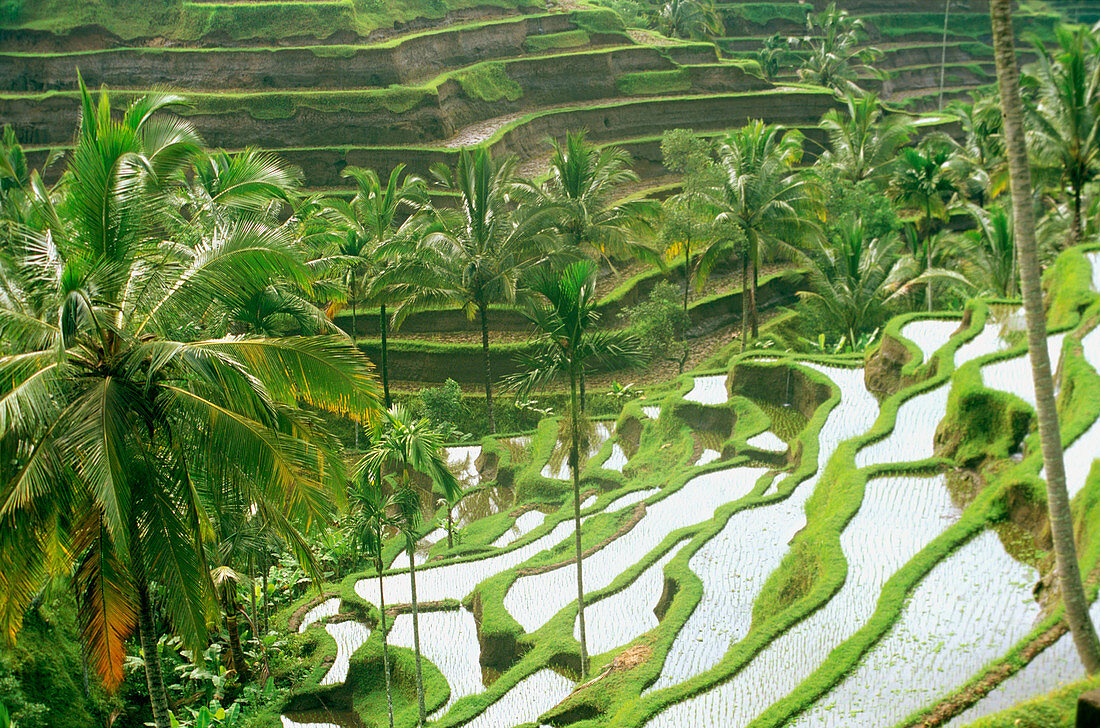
[4,0,1100,727]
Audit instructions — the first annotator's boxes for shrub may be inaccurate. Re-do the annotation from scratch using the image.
[419,379,467,432]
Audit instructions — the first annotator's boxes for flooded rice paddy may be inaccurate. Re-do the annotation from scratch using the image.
[288,297,1100,728]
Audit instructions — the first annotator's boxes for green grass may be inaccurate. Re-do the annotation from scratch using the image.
[524,29,590,52]
[616,69,691,96]
[454,61,522,102]
[2,0,543,40]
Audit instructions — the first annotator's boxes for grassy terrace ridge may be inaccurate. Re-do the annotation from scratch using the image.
[283,246,1100,728]
[0,11,563,56]
[0,0,545,41]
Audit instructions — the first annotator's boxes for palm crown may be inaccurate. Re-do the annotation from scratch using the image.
[0,80,381,701]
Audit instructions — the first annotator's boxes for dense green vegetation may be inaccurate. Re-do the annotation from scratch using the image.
[3,1,1100,727]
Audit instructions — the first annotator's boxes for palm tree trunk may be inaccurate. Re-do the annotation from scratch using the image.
[991,0,1100,674]
[579,368,587,413]
[376,553,395,728]
[570,365,589,679]
[130,536,172,728]
[380,303,392,408]
[248,557,258,645]
[225,603,250,682]
[740,254,749,352]
[261,550,269,633]
[939,0,951,110]
[407,536,427,725]
[750,255,759,338]
[479,304,496,434]
[927,242,934,312]
[1071,182,1083,248]
[447,505,454,549]
[684,245,691,315]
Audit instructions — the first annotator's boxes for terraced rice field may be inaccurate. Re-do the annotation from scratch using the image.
[288,247,1100,728]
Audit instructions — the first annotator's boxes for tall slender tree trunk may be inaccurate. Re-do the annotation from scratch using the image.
[407,535,426,725]
[579,369,587,413]
[927,242,935,312]
[750,254,759,338]
[380,303,392,408]
[248,557,258,646]
[683,245,692,315]
[570,366,589,678]
[261,550,269,633]
[991,0,1100,675]
[1071,183,1083,249]
[740,254,749,352]
[939,0,951,110]
[376,553,395,728]
[479,304,496,433]
[225,600,250,682]
[130,536,172,728]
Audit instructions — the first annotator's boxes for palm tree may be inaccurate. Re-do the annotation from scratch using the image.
[392,148,557,433]
[711,122,815,348]
[944,93,1007,207]
[1024,24,1100,248]
[327,165,427,407]
[366,405,460,726]
[990,0,1100,673]
[0,81,383,728]
[508,260,643,678]
[890,142,958,310]
[523,131,654,268]
[656,0,724,41]
[956,202,1018,298]
[818,93,914,186]
[795,2,882,97]
[347,460,410,728]
[800,221,905,348]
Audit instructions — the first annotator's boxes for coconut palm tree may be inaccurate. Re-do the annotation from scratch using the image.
[0,81,383,728]
[347,459,411,728]
[656,0,724,41]
[955,202,1018,298]
[990,0,1100,673]
[366,405,460,726]
[1024,24,1100,248]
[890,142,958,310]
[818,93,914,186]
[327,165,427,407]
[711,122,816,348]
[522,131,655,268]
[508,260,643,678]
[795,2,882,97]
[799,221,906,348]
[391,148,557,433]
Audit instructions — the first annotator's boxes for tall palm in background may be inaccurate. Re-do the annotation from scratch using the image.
[525,131,654,268]
[328,164,427,407]
[0,82,382,728]
[366,405,460,726]
[990,0,1100,673]
[347,460,409,728]
[509,260,643,678]
[712,122,815,348]
[956,202,1018,298]
[393,148,557,433]
[891,142,958,310]
[1025,25,1100,248]
[656,0,724,41]
[795,2,882,96]
[818,93,913,185]
[800,221,904,348]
